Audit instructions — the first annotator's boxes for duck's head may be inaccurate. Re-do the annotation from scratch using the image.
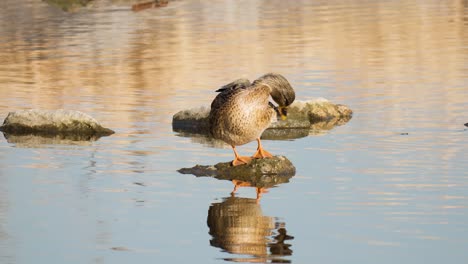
[254,73,295,120]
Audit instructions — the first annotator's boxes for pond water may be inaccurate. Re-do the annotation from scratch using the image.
[0,0,467,263]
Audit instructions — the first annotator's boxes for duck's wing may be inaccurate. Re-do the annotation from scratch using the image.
[215,78,251,92]
[211,78,251,110]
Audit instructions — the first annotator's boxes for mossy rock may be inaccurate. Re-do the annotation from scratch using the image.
[0,109,114,137]
[178,156,295,188]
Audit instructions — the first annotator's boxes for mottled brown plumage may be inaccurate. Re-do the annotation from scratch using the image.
[209,73,295,166]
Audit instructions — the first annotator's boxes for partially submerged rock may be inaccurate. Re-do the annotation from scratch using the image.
[181,156,295,201]
[268,98,353,128]
[178,156,295,187]
[0,109,114,137]
[172,99,352,143]
[172,106,210,134]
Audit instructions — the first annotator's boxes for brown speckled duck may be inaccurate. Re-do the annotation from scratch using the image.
[209,73,295,166]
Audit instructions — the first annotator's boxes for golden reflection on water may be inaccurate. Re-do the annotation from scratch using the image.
[208,196,293,263]
[0,0,466,129]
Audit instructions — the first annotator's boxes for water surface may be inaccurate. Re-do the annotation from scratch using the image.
[0,0,467,263]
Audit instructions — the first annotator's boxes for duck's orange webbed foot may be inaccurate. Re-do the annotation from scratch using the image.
[252,148,273,159]
[231,145,252,166]
[232,156,252,166]
[252,138,273,159]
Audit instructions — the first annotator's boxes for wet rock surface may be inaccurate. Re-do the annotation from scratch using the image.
[172,106,211,134]
[178,156,295,187]
[0,109,114,137]
[269,98,353,128]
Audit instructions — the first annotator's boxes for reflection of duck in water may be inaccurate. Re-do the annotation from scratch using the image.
[209,73,295,166]
[207,196,293,263]
[231,179,269,201]
[227,168,295,201]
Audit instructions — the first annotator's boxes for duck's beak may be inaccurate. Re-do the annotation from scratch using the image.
[278,106,288,120]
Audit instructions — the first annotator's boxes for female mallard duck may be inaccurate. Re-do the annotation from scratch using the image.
[209,73,295,166]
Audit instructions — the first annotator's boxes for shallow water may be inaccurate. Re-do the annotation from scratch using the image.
[1,0,467,263]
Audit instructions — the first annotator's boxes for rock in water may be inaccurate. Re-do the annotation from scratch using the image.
[0,109,114,136]
[178,155,296,180]
[172,99,353,138]
[172,106,210,134]
[268,98,353,128]
[180,157,295,200]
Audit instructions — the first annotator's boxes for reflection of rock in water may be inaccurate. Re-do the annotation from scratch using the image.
[2,133,101,147]
[207,196,293,263]
[173,130,228,149]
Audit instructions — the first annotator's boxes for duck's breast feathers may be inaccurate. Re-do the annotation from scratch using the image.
[240,82,271,106]
[209,83,275,146]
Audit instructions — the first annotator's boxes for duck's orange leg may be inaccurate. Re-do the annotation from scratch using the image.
[252,138,273,159]
[231,179,252,194]
[256,187,269,201]
[231,145,252,166]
